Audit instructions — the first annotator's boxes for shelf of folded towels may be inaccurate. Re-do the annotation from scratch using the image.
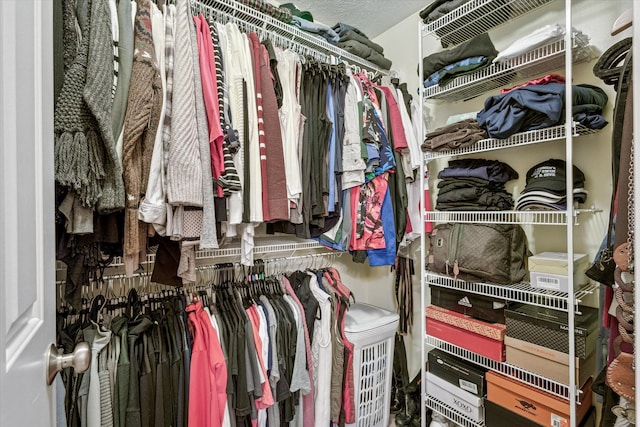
[424,272,597,312]
[421,0,558,47]
[425,335,573,400]
[55,238,326,271]
[422,210,599,225]
[423,123,598,161]
[426,395,484,427]
[423,38,593,102]
[193,0,389,73]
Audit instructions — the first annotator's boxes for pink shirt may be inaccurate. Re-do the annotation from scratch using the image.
[350,173,389,251]
[194,14,225,197]
[187,301,228,427]
[377,86,409,152]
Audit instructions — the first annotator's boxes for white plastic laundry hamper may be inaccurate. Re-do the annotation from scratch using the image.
[345,303,399,427]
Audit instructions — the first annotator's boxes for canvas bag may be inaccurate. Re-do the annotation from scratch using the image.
[428,223,529,284]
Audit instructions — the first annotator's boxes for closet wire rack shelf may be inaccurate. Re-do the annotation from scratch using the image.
[426,395,484,427]
[193,0,388,74]
[425,335,579,401]
[424,123,599,161]
[423,39,593,102]
[424,272,597,312]
[423,208,601,225]
[422,0,558,47]
[56,239,326,271]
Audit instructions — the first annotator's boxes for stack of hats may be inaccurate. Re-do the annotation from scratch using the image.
[515,159,587,211]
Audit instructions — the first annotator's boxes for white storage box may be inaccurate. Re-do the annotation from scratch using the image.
[345,303,399,427]
[528,252,589,292]
[426,371,485,422]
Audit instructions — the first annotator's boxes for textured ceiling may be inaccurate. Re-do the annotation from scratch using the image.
[274,1,427,39]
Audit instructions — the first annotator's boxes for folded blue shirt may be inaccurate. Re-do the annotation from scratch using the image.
[423,56,487,88]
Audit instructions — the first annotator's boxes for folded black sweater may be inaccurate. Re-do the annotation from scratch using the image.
[420,33,498,80]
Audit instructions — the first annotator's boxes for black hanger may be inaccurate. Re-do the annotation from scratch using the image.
[88,294,106,325]
[126,288,141,320]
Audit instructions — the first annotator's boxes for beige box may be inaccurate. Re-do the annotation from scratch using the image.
[528,252,589,291]
[505,336,595,386]
[528,252,588,275]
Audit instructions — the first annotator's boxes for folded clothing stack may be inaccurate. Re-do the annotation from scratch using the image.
[477,81,609,139]
[333,22,392,70]
[436,159,518,211]
[515,159,587,211]
[421,33,498,87]
[422,119,487,152]
[494,24,590,63]
[281,3,341,44]
[420,0,472,24]
[235,0,293,24]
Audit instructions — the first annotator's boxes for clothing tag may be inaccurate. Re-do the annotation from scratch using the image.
[609,297,619,317]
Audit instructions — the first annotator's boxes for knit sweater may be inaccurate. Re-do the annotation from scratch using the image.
[56,0,114,213]
[121,0,163,275]
[84,0,125,213]
[167,0,204,206]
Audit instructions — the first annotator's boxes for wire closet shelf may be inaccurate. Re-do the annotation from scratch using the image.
[423,39,593,102]
[424,123,600,161]
[422,208,600,226]
[192,0,388,75]
[425,335,579,401]
[56,239,328,272]
[424,272,597,312]
[422,0,558,47]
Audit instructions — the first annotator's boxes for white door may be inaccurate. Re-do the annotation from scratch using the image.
[0,0,57,426]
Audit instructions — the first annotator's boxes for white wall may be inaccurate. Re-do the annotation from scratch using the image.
[370,0,634,377]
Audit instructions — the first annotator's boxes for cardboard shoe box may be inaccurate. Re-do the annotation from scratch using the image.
[427,305,506,361]
[505,304,598,358]
[430,286,507,324]
[485,399,596,427]
[528,252,589,292]
[486,371,593,427]
[428,349,486,397]
[426,371,485,423]
[505,336,596,386]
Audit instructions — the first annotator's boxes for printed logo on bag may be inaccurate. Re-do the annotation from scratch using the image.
[457,296,472,308]
[515,399,538,416]
[436,238,444,247]
[453,398,472,413]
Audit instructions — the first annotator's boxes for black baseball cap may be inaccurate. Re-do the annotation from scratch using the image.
[521,159,585,195]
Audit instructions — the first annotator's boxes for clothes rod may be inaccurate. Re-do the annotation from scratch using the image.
[55,250,342,286]
[191,0,388,76]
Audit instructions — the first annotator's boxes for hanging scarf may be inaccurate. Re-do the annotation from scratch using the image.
[393,256,414,334]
